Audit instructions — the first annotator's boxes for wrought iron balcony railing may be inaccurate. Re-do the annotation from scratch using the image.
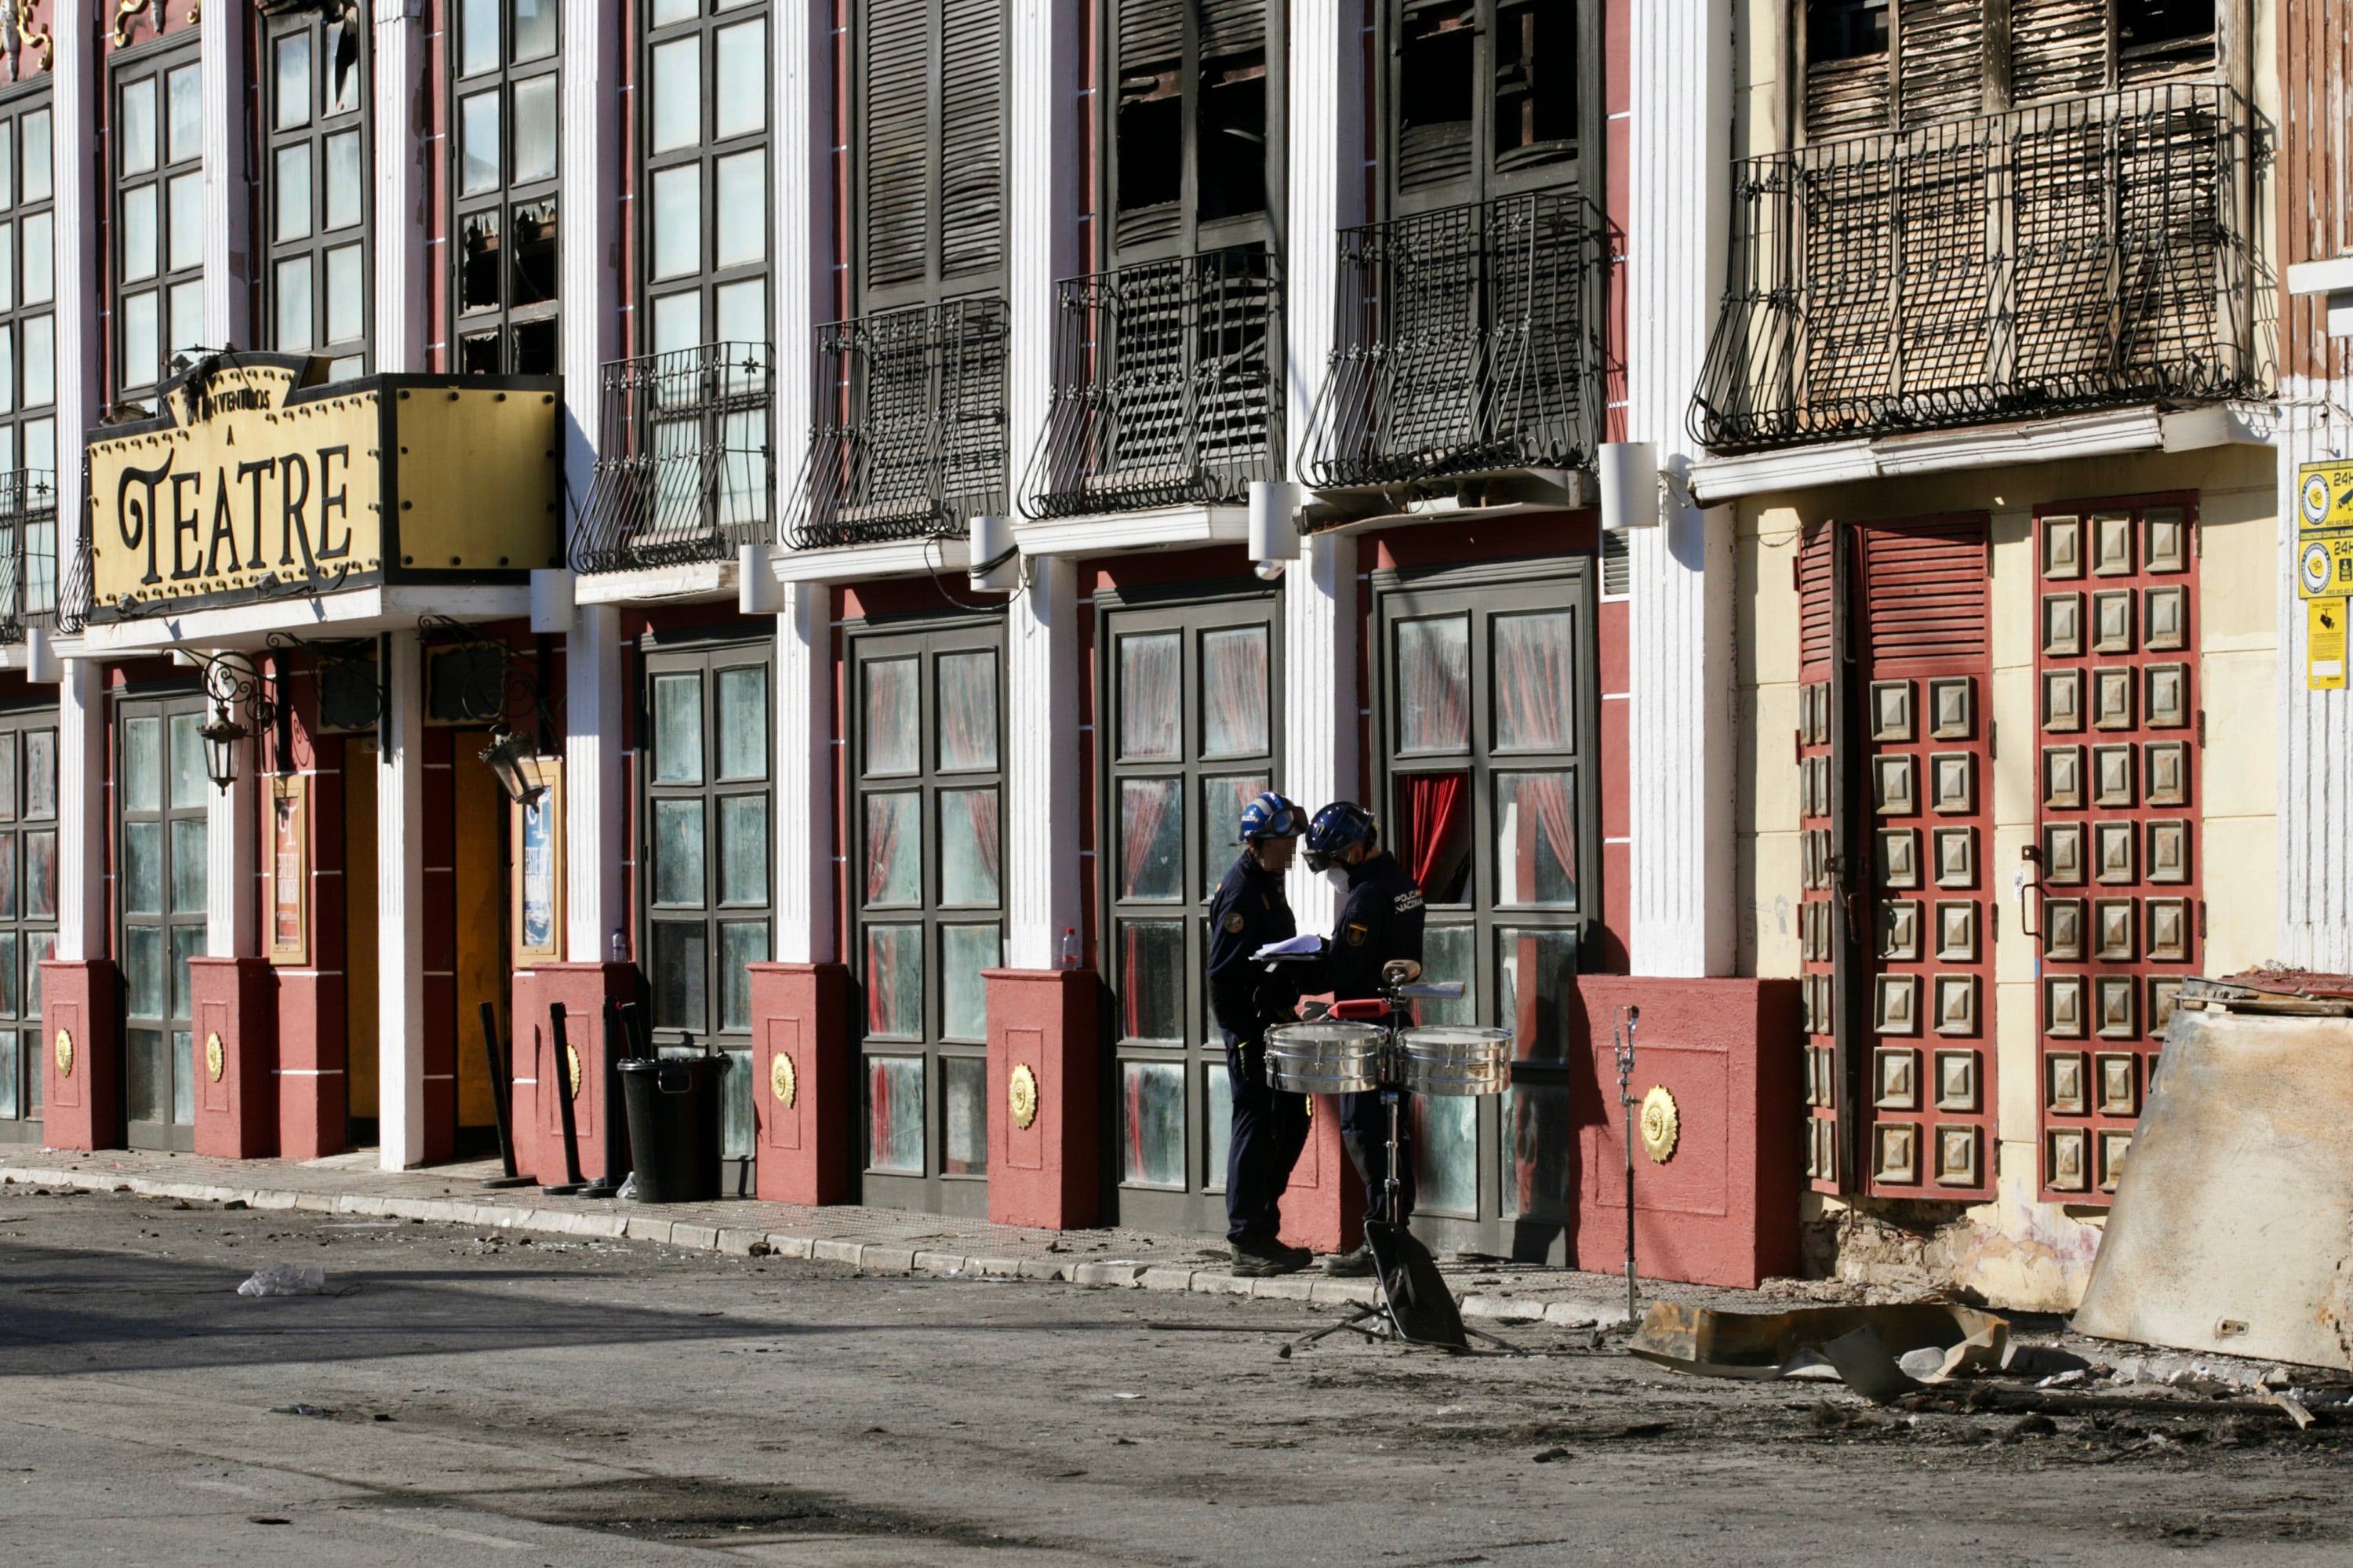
[569,341,773,576]
[783,296,1008,550]
[1301,191,1607,491]
[0,469,56,643]
[1020,247,1282,519]
[1691,83,2260,453]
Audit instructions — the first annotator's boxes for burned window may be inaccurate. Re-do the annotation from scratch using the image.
[1102,1,1270,261]
[1387,0,1586,209]
[2117,0,2214,81]
[264,1,370,380]
[453,0,559,375]
[1809,0,1890,61]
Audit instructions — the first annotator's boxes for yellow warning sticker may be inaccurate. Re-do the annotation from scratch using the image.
[2298,460,2353,532]
[2308,598,2347,691]
[2299,535,2353,598]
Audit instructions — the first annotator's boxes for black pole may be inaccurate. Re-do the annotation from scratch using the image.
[478,1000,530,1188]
[580,997,632,1197]
[544,1000,586,1193]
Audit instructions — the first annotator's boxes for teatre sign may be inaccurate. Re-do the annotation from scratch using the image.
[85,355,562,622]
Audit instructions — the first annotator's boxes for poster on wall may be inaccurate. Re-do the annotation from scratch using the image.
[511,757,565,966]
[267,775,309,966]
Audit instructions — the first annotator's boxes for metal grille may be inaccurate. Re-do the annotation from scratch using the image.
[783,296,1008,550]
[569,343,775,576]
[0,470,56,644]
[1692,83,2261,453]
[1301,190,1606,490]
[1021,248,1282,519]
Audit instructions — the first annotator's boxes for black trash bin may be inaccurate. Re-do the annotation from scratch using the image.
[619,1055,723,1203]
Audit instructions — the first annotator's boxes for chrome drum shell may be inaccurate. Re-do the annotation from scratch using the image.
[1395,1025,1513,1096]
[1263,1020,1390,1095]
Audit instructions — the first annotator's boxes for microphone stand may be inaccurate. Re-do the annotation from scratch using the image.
[1613,1004,1640,1327]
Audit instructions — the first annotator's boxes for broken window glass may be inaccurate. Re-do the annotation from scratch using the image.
[1808,0,1889,61]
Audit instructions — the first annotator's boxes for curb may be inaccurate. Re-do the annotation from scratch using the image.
[2,1166,1625,1326]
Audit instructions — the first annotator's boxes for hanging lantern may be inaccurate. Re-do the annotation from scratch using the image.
[479,723,546,807]
[199,703,249,794]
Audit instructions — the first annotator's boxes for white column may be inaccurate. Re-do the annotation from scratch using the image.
[1624,0,1735,977]
[2276,394,2353,970]
[201,0,251,351]
[1007,0,1081,497]
[52,4,104,966]
[1282,0,1363,459]
[373,0,427,372]
[1282,532,1358,933]
[560,0,621,497]
[56,663,107,963]
[1004,556,1079,970]
[566,604,626,962]
[770,0,831,493]
[775,581,834,963]
[377,630,426,1168]
[204,663,258,959]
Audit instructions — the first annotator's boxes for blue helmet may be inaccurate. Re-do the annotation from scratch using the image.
[1238,791,1304,843]
[1304,801,1377,871]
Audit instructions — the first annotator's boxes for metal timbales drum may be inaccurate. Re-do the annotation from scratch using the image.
[1395,1026,1514,1096]
[1264,1020,1389,1094]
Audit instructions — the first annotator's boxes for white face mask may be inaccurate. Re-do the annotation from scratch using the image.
[1322,866,1351,893]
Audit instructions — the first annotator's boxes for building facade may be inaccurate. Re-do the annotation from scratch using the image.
[0,0,2319,1306]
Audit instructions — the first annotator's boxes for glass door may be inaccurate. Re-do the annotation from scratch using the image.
[641,638,773,1196]
[1099,589,1279,1235]
[0,709,58,1143]
[118,693,208,1152]
[848,615,1004,1217]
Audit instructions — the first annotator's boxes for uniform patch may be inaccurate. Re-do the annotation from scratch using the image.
[1223,911,1247,933]
[1394,890,1424,912]
[1344,922,1369,947]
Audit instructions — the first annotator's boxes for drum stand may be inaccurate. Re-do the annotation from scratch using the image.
[1290,1086,1519,1356]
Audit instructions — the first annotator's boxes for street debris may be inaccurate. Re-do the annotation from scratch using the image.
[1627,1301,2007,1399]
[267,1404,334,1418]
[2074,975,2353,1372]
[238,1263,326,1297]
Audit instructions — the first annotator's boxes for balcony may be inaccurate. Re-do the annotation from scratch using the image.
[0,469,56,643]
[570,342,773,576]
[1020,248,1282,519]
[1691,83,2260,454]
[783,297,1008,550]
[1301,191,1607,492]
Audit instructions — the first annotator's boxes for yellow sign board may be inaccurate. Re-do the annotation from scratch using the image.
[85,356,562,622]
[2297,460,2353,533]
[2309,597,2348,691]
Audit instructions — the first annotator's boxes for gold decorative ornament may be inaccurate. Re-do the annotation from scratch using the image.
[15,2,52,74]
[566,1043,583,1099]
[53,1028,72,1079]
[769,1051,797,1108]
[205,1031,224,1082]
[1008,1063,1039,1130]
[111,0,144,47]
[1639,1085,1679,1164]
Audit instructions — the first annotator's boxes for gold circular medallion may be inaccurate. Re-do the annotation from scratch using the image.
[1009,1062,1039,1130]
[54,1028,73,1079]
[205,1031,225,1083]
[770,1051,797,1108]
[1640,1085,1679,1164]
[566,1043,583,1099]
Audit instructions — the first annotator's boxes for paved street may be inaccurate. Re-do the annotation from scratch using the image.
[2,1188,2348,1566]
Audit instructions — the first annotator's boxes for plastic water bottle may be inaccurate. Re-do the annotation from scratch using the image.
[1057,927,1080,970]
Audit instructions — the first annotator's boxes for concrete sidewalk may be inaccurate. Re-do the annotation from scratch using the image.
[0,1144,1776,1327]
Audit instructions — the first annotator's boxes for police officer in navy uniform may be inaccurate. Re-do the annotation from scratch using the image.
[1206,791,1313,1277]
[1300,801,1425,1276]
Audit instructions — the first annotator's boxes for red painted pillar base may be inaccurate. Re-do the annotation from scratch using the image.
[508,963,633,1184]
[275,970,349,1159]
[747,962,851,1204]
[984,968,1100,1229]
[1275,1099,1364,1255]
[187,957,279,1159]
[39,960,122,1151]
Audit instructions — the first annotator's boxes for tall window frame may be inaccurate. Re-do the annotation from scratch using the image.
[0,86,56,489]
[111,39,204,402]
[451,0,560,374]
[0,703,58,1141]
[1098,0,1284,267]
[639,635,775,1199]
[642,0,771,362]
[115,689,210,1155]
[851,0,1007,316]
[1372,558,1597,1263]
[1096,585,1281,1237]
[847,614,1006,1219]
[263,0,371,380]
[1381,0,1598,216]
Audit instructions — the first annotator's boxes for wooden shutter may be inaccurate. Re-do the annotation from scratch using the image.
[1396,0,1478,193]
[1807,55,1893,140]
[1200,0,1264,61]
[863,0,933,292]
[1898,0,1984,126]
[938,0,1005,282]
[2010,0,2111,103]
[1856,515,1989,666]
